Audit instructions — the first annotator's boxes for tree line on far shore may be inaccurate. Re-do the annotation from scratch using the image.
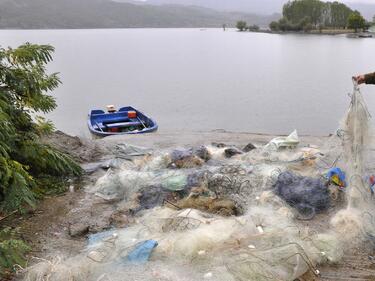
[236,21,259,32]
[237,0,370,33]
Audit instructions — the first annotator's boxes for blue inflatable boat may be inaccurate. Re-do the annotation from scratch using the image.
[87,106,158,137]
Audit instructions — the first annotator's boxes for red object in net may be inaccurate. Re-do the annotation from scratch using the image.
[128,111,137,118]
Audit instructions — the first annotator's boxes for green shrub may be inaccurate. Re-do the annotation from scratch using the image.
[0,43,82,212]
[0,227,30,277]
[248,25,260,31]
[347,11,366,32]
[269,21,280,31]
[236,21,247,31]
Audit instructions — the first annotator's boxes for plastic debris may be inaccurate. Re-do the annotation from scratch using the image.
[127,240,158,264]
[266,130,299,150]
[91,170,190,201]
[242,143,256,152]
[113,143,152,160]
[327,167,346,188]
[256,225,264,234]
[88,230,117,246]
[203,272,213,279]
[162,174,188,191]
[224,147,243,158]
[369,175,375,194]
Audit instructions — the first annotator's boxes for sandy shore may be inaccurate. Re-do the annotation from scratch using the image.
[99,130,329,150]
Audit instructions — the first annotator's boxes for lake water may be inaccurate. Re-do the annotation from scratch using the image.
[2,28,375,137]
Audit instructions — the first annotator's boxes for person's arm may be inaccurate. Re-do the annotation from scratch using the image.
[364,72,375,84]
[354,72,375,84]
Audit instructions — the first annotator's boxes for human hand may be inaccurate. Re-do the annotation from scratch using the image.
[353,75,366,84]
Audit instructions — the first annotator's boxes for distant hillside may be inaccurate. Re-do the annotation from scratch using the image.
[125,0,286,15]
[125,0,375,21]
[0,0,280,29]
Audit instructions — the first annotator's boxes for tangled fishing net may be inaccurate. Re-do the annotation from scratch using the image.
[22,81,375,281]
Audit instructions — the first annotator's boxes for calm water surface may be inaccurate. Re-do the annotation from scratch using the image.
[1,28,375,136]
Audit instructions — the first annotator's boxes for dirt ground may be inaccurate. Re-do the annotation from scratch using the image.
[3,131,375,281]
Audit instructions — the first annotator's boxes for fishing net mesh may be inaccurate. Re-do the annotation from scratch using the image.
[22,82,375,281]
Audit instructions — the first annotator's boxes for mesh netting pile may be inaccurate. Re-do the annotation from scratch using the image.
[22,83,375,281]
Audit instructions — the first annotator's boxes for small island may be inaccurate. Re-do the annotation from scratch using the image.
[237,0,373,36]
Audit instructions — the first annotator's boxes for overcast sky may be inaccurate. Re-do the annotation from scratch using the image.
[344,0,373,3]
[139,0,375,4]
[137,0,375,4]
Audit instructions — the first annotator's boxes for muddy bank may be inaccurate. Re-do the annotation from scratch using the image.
[7,130,375,281]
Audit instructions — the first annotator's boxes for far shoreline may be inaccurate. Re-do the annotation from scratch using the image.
[240,29,374,37]
[2,28,373,38]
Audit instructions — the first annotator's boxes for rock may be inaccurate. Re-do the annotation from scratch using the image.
[89,209,115,233]
[243,143,256,152]
[187,170,208,189]
[193,146,211,161]
[110,212,132,228]
[224,147,243,158]
[81,162,104,174]
[42,130,104,163]
[173,156,204,168]
[69,223,89,237]
[211,142,226,148]
[169,146,210,168]
[138,185,171,210]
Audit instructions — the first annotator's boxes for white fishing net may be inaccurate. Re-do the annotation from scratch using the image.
[21,81,375,281]
[329,81,375,245]
[24,205,334,281]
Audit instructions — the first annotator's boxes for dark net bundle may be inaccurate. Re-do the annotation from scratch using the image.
[274,171,330,219]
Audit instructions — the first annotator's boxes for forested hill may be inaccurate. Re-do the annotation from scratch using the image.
[120,0,375,21]
[122,0,286,15]
[0,0,280,29]
[269,0,364,32]
[283,0,354,28]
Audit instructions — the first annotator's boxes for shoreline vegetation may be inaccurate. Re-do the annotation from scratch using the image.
[237,0,374,37]
[241,28,373,37]
[0,44,82,279]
